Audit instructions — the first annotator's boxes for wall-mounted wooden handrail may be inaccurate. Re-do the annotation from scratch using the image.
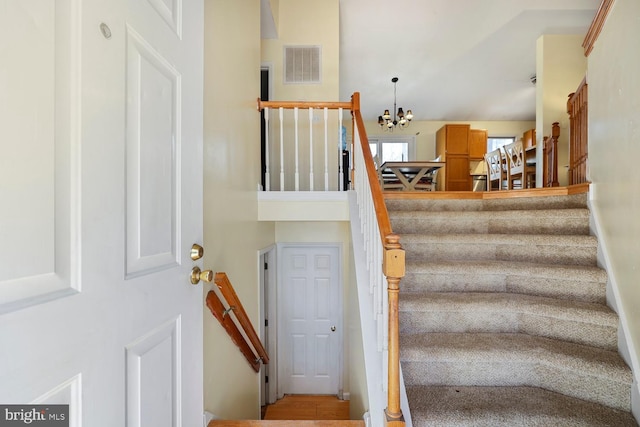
[205,272,269,373]
[214,272,269,364]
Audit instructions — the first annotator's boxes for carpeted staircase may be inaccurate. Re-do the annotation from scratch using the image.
[387,193,638,426]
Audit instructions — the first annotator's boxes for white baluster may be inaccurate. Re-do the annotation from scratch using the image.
[264,107,270,191]
[309,107,314,191]
[338,107,344,190]
[294,107,299,191]
[324,107,329,191]
[279,107,284,191]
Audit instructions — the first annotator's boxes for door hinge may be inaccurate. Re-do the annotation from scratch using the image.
[265,319,269,327]
[264,262,268,270]
[265,376,269,383]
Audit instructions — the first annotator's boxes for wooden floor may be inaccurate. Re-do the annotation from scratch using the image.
[263,395,350,420]
[208,395,362,426]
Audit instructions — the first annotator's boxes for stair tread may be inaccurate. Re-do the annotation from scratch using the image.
[400,332,631,382]
[405,385,637,427]
[390,208,590,218]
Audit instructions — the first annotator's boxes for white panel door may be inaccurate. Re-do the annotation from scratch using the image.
[0,0,203,425]
[278,245,341,396]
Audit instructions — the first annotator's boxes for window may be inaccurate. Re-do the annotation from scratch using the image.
[487,136,516,152]
[369,136,415,164]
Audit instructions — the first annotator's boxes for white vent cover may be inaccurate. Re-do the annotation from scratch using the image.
[284,46,321,84]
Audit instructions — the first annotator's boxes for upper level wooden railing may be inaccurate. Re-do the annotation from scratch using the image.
[257,93,406,426]
[206,272,269,372]
[257,99,351,191]
[568,78,589,185]
[543,122,560,187]
[583,0,615,56]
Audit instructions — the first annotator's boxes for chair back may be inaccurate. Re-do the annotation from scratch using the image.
[484,148,503,190]
[503,140,526,177]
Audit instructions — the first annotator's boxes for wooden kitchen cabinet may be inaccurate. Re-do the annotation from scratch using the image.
[435,124,471,191]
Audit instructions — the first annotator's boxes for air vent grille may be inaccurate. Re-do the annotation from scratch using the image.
[284,46,321,84]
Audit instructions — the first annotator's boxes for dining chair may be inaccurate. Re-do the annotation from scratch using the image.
[503,140,536,189]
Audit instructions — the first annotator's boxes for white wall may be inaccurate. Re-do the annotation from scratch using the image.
[203,0,275,419]
[535,34,587,186]
[587,0,640,418]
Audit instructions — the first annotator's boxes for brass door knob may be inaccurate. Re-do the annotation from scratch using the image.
[191,266,213,285]
[190,243,204,261]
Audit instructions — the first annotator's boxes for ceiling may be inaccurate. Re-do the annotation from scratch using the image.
[338,0,599,122]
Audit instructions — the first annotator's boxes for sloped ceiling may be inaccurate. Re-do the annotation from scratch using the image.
[339,0,599,122]
[261,0,599,122]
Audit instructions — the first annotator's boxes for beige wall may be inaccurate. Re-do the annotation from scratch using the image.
[203,0,275,419]
[535,34,587,186]
[262,0,339,101]
[358,120,536,160]
[587,0,640,400]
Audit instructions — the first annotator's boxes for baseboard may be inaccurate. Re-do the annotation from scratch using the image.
[589,185,640,422]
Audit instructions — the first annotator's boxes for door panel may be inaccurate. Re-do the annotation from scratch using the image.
[0,0,203,425]
[279,245,341,396]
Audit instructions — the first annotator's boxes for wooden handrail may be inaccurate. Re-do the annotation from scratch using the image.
[351,92,405,426]
[583,0,616,56]
[257,98,353,111]
[205,273,269,372]
[214,272,269,364]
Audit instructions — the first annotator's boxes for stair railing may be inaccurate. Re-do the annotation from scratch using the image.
[257,99,351,191]
[543,122,560,187]
[568,78,589,185]
[206,272,269,372]
[351,93,406,426]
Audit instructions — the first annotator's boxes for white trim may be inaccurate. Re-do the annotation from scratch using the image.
[258,245,278,405]
[258,191,348,202]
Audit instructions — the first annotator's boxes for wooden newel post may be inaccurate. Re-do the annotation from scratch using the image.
[383,233,405,426]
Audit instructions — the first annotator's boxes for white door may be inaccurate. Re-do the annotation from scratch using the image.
[0,0,203,425]
[278,245,342,396]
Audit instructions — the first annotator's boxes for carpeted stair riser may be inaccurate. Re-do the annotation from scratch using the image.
[385,193,589,212]
[387,194,637,425]
[399,292,618,350]
[405,385,638,427]
[400,234,597,266]
[400,333,632,411]
[390,209,590,235]
[402,260,607,303]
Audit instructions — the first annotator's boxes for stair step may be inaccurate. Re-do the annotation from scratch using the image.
[386,193,588,212]
[399,292,618,350]
[400,233,598,266]
[405,385,637,427]
[390,209,590,235]
[402,259,607,303]
[400,333,632,411]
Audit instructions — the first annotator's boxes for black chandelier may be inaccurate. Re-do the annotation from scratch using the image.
[378,77,413,130]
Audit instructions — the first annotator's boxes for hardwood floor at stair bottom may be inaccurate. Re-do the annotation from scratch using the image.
[262,395,350,420]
